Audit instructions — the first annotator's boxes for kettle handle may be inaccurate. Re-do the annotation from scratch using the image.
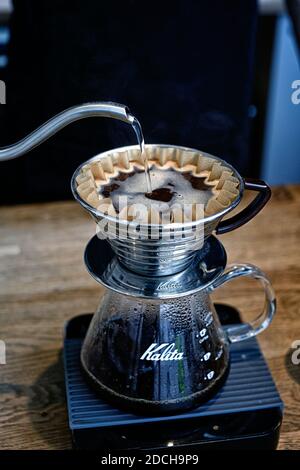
[216,179,271,235]
[210,264,276,343]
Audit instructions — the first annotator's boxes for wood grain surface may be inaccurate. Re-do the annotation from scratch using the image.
[0,185,300,450]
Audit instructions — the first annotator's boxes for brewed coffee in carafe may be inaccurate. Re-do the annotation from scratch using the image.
[81,290,229,413]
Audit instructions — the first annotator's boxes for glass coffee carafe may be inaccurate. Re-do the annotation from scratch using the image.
[81,256,275,414]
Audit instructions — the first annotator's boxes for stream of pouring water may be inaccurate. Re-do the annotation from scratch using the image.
[130,116,153,194]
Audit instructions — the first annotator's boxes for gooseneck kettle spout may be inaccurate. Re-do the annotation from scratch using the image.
[0,102,135,161]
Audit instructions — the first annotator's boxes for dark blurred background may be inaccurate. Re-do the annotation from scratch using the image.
[0,0,299,204]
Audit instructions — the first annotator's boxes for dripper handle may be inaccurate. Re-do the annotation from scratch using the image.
[0,102,133,162]
[216,179,271,235]
[210,263,276,343]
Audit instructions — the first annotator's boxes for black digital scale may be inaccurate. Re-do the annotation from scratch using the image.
[63,304,283,451]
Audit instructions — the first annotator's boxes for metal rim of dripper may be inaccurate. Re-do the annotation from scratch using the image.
[84,234,227,300]
[71,143,244,232]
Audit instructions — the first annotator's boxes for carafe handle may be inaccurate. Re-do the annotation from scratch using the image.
[210,264,276,343]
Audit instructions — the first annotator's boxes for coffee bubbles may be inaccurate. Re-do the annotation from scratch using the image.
[101,165,215,208]
[98,163,216,226]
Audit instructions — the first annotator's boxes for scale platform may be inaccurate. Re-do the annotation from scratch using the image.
[63,304,283,450]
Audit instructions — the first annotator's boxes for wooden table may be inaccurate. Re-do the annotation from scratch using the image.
[0,185,300,450]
